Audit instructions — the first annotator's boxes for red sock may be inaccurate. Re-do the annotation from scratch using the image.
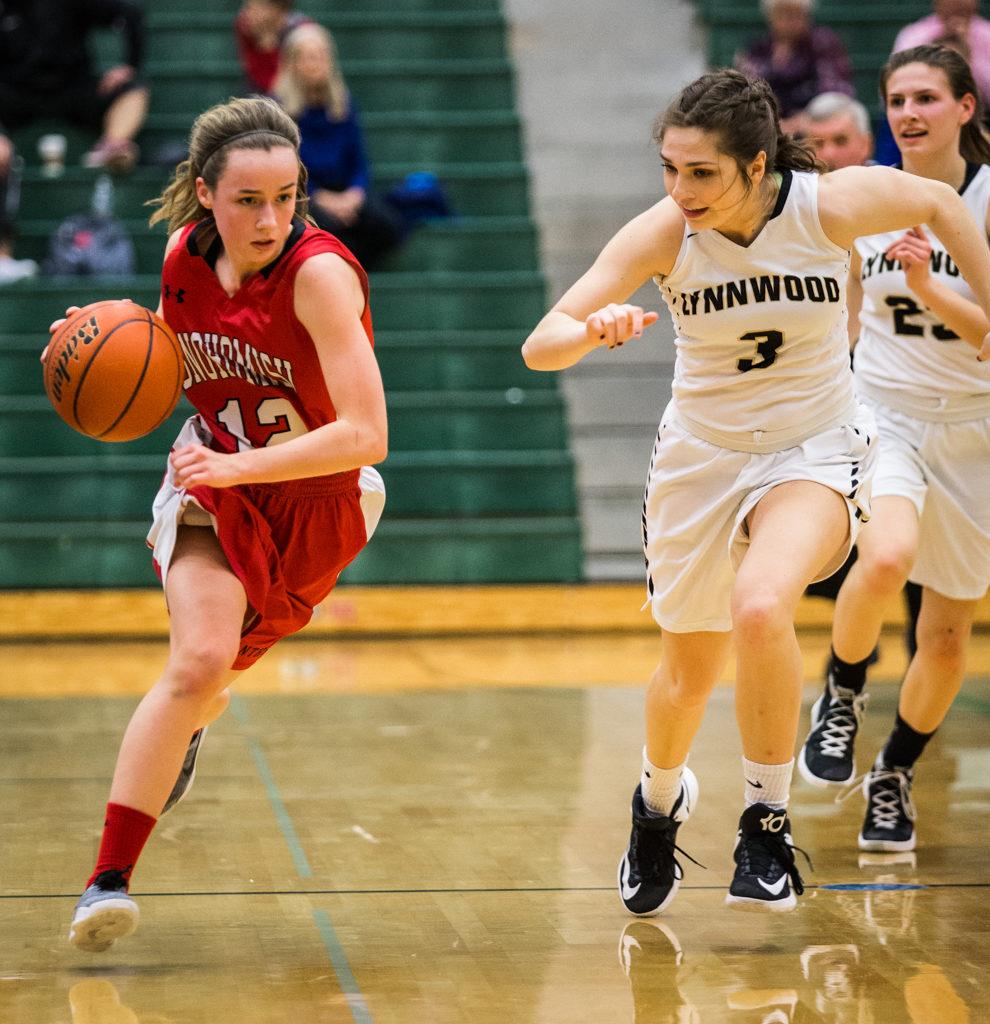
[87,802,158,888]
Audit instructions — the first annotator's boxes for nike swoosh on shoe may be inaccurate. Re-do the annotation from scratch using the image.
[620,857,641,900]
[757,875,788,896]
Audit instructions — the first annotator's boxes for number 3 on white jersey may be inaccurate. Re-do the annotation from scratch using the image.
[216,397,308,451]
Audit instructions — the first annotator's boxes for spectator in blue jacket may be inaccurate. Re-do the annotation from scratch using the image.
[274,23,403,268]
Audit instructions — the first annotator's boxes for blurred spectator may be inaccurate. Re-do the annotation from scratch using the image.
[0,0,148,173]
[0,134,36,284]
[275,23,405,269]
[235,0,312,95]
[894,2,990,106]
[801,92,874,169]
[735,0,855,131]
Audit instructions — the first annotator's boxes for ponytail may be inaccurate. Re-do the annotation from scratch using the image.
[148,96,314,233]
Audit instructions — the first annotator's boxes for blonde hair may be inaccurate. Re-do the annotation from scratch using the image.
[274,22,349,122]
[148,96,312,233]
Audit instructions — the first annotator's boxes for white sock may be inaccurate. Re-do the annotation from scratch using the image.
[743,757,793,810]
[641,747,685,816]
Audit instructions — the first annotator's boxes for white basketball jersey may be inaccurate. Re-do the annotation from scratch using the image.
[854,162,990,402]
[656,170,854,451]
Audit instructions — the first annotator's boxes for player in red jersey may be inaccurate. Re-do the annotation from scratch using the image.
[54,96,387,952]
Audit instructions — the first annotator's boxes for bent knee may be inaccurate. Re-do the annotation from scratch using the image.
[858,544,913,595]
[656,672,716,711]
[166,642,238,699]
[731,587,793,642]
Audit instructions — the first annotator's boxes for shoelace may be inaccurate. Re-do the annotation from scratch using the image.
[737,833,812,896]
[815,687,868,758]
[864,768,916,830]
[631,823,706,884]
[836,765,916,830]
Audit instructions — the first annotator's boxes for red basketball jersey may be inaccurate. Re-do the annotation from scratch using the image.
[161,218,374,484]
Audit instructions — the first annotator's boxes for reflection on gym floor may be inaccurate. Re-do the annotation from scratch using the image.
[1,631,988,1022]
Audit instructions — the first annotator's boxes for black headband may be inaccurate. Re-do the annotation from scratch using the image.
[200,129,293,170]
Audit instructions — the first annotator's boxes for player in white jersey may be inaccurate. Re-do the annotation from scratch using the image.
[799,45,990,851]
[523,67,990,913]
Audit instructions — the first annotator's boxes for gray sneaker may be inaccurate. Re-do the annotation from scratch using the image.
[69,871,139,952]
[162,727,207,814]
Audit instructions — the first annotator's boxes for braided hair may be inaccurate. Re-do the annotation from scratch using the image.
[654,69,825,188]
[880,44,990,165]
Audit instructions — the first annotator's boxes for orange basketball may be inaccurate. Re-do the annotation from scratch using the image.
[43,300,184,442]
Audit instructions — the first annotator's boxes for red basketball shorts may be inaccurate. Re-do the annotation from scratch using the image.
[147,415,386,669]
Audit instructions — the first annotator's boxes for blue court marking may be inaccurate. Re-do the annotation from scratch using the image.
[231,695,311,877]
[312,909,374,1024]
[820,883,927,891]
[233,695,373,1021]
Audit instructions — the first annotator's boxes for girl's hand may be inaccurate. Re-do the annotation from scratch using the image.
[42,301,131,362]
[885,227,932,294]
[585,304,659,350]
[41,305,82,363]
[979,332,990,361]
[171,444,247,490]
[313,188,363,226]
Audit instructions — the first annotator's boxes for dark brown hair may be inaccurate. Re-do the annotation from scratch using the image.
[654,68,825,188]
[880,44,990,164]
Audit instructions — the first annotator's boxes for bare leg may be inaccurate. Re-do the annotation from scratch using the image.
[832,496,919,663]
[108,527,246,816]
[645,630,732,768]
[898,588,976,733]
[732,481,850,763]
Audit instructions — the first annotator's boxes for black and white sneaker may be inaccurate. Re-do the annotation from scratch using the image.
[858,760,916,852]
[162,727,207,815]
[798,674,868,787]
[726,804,808,912]
[618,768,700,916]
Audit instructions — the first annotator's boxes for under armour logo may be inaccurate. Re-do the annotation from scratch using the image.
[760,811,785,833]
[163,284,185,303]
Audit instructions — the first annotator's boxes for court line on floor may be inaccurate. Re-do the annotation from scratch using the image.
[230,697,312,879]
[10,881,990,900]
[231,695,372,1024]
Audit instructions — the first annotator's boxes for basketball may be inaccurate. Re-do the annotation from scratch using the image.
[43,300,184,442]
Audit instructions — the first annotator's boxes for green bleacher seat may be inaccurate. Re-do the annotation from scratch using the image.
[697,0,935,116]
[146,59,516,115]
[13,216,537,275]
[0,517,582,587]
[14,164,530,221]
[0,0,583,586]
[0,390,567,458]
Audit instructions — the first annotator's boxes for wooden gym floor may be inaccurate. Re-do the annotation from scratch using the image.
[1,586,989,1023]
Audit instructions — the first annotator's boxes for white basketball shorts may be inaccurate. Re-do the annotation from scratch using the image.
[869,401,990,600]
[642,402,877,633]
